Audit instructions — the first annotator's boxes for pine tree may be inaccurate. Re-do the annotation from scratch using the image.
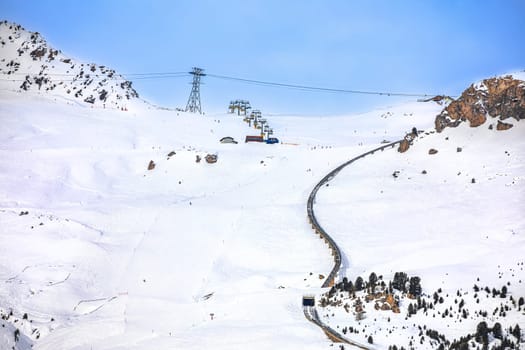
[393,272,408,292]
[355,276,364,291]
[369,272,378,292]
[476,321,489,345]
[342,277,350,292]
[493,322,502,339]
[512,324,521,341]
[408,303,415,316]
[409,276,422,296]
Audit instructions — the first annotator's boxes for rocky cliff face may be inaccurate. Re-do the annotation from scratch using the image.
[0,21,139,110]
[435,74,525,132]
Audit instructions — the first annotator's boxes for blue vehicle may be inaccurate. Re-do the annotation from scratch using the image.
[265,137,279,144]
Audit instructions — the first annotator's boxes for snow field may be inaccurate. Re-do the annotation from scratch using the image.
[4,84,517,349]
[5,89,439,349]
[315,120,525,348]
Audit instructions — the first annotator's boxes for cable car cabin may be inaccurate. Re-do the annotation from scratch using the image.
[302,295,315,307]
[245,135,264,143]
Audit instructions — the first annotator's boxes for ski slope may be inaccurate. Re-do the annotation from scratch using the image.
[0,84,465,349]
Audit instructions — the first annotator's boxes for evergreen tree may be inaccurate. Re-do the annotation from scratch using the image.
[393,272,408,292]
[345,280,354,293]
[355,276,365,291]
[512,324,521,341]
[408,303,415,316]
[342,277,349,291]
[409,276,422,296]
[476,321,489,345]
[369,272,378,292]
[492,322,502,339]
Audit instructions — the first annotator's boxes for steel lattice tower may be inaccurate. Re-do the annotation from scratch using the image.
[185,67,205,114]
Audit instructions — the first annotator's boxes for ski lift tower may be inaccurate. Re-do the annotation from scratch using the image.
[185,67,205,114]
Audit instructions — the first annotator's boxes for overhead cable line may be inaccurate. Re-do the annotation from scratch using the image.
[206,73,438,98]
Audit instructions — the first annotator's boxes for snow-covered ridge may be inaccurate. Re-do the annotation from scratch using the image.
[0,20,139,110]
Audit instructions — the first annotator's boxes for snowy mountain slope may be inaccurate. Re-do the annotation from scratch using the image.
[314,103,525,348]
[0,21,139,110]
[0,82,444,350]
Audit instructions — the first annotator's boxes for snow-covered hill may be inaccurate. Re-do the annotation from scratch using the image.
[312,75,525,349]
[0,20,139,110]
[315,120,525,349]
[0,84,446,350]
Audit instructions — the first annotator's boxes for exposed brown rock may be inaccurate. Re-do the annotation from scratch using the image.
[435,114,461,132]
[497,120,514,131]
[397,130,417,153]
[385,294,396,308]
[435,75,525,132]
[397,139,410,153]
[428,148,438,155]
[147,160,155,170]
[205,154,218,164]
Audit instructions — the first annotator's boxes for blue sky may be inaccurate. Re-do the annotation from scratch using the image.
[1,0,524,115]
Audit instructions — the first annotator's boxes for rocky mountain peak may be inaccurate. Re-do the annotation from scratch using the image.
[0,20,139,110]
[435,73,525,132]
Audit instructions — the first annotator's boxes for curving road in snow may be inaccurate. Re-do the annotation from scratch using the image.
[305,139,403,346]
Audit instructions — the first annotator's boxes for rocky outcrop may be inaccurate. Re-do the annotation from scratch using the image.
[497,120,513,131]
[397,139,410,153]
[205,154,218,164]
[435,75,525,132]
[397,130,418,153]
